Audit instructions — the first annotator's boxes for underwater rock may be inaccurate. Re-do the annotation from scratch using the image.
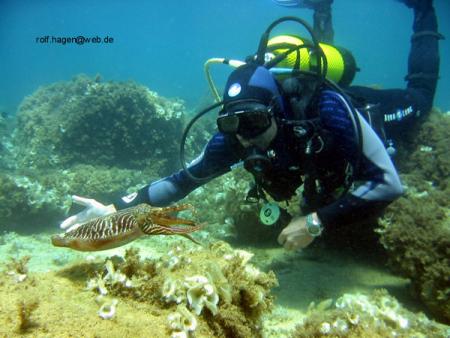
[376,111,450,324]
[0,164,152,230]
[0,171,69,230]
[13,74,185,172]
[0,113,15,169]
[394,110,449,190]
[82,242,278,337]
[0,75,217,231]
[291,289,448,337]
[377,190,450,324]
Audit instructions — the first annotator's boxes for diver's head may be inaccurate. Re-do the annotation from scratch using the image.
[217,64,285,149]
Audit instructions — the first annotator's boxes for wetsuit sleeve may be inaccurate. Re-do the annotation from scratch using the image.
[315,90,403,227]
[113,133,240,209]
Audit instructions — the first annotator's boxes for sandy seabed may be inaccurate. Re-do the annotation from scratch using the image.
[0,230,446,338]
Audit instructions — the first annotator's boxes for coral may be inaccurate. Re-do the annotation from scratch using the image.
[82,241,278,337]
[167,305,198,337]
[86,259,133,296]
[13,74,186,172]
[291,289,448,337]
[205,263,232,304]
[204,304,260,338]
[222,251,278,321]
[120,247,157,278]
[97,298,119,320]
[185,275,219,315]
[162,277,186,304]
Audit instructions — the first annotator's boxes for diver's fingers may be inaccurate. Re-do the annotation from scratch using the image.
[277,229,287,245]
[71,195,97,208]
[60,208,101,230]
[60,215,78,229]
[64,222,82,233]
[284,240,300,251]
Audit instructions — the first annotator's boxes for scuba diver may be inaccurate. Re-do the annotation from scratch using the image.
[60,0,440,252]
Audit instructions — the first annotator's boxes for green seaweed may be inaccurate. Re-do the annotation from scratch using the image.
[16,300,39,333]
[377,111,450,324]
[13,74,186,171]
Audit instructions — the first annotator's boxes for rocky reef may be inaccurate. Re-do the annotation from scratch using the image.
[0,165,151,230]
[85,241,277,337]
[0,75,198,230]
[290,289,448,337]
[377,110,450,324]
[0,240,278,337]
[13,74,185,170]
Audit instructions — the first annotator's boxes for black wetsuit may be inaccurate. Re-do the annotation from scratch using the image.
[319,3,441,144]
[114,87,403,229]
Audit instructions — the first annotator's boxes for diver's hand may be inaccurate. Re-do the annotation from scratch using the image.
[60,195,116,231]
[277,216,315,251]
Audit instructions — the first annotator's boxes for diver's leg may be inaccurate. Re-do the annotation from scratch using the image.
[347,2,441,140]
[272,0,334,43]
[312,0,334,43]
[405,1,441,109]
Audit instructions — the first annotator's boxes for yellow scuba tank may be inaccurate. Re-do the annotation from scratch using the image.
[267,34,358,87]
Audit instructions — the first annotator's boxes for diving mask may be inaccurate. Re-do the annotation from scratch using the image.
[217,104,273,139]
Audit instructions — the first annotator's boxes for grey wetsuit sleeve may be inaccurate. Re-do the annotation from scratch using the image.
[113,133,240,209]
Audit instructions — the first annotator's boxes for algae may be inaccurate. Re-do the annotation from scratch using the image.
[13,74,185,171]
[291,289,448,337]
[0,75,198,231]
[377,111,450,324]
[0,240,278,337]
[76,241,278,337]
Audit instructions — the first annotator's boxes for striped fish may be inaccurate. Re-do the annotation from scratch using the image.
[51,203,201,252]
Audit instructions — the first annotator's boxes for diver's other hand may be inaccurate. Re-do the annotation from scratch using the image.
[60,195,116,231]
[277,216,314,251]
